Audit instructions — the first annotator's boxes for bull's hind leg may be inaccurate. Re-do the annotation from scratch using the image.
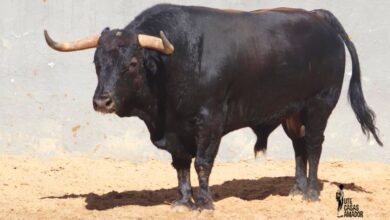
[282,113,308,196]
[171,155,193,209]
[302,88,340,201]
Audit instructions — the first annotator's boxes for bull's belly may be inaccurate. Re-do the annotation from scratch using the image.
[223,97,305,133]
[222,68,343,132]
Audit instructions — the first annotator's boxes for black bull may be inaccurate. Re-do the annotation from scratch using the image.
[45,4,382,210]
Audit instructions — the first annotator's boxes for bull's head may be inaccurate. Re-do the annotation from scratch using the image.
[44,28,174,117]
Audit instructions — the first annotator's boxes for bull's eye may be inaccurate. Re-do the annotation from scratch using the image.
[129,57,138,72]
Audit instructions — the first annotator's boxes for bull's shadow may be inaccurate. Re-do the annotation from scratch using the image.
[41,176,315,210]
[85,176,302,210]
[41,177,369,211]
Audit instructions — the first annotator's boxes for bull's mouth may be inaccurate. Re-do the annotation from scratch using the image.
[95,107,116,114]
[96,109,116,114]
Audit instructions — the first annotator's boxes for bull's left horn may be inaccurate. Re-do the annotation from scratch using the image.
[44,30,100,52]
[138,31,174,55]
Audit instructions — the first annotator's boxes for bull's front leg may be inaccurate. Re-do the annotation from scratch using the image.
[171,155,193,209]
[194,108,224,210]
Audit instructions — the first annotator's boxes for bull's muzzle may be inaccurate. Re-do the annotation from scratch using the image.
[93,93,115,113]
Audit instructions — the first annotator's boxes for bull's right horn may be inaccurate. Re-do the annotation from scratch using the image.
[138,31,174,55]
[44,30,100,52]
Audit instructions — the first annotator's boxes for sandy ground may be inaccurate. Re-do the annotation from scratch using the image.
[1,155,389,220]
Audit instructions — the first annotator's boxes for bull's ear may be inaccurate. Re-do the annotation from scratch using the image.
[101,27,110,34]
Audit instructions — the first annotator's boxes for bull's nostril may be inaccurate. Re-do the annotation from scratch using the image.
[105,98,113,107]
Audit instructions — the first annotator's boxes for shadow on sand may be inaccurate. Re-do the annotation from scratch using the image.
[41,176,370,210]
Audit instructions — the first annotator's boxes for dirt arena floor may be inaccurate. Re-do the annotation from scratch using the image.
[1,155,389,220]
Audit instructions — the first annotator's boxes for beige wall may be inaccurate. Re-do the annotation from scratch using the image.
[0,0,389,163]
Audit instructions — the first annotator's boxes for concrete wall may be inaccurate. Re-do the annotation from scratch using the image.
[1,0,389,163]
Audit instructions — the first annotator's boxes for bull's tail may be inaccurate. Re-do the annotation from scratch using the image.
[312,9,383,146]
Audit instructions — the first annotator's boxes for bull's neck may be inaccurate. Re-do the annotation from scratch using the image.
[131,90,164,142]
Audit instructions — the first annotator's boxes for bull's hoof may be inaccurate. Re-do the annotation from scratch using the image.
[171,199,194,212]
[289,184,305,196]
[194,198,214,211]
[195,209,214,218]
[303,188,320,202]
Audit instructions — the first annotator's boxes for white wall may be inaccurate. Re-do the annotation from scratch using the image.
[0,0,389,163]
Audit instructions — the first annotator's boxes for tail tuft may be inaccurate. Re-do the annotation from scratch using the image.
[348,79,383,146]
